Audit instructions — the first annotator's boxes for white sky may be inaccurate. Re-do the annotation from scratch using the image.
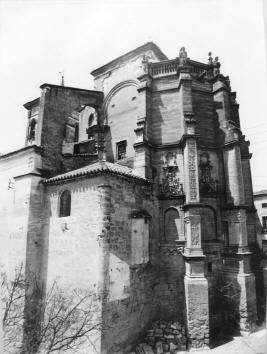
[0,0,266,191]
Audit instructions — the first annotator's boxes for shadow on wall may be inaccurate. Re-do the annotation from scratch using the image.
[97,182,160,354]
[22,178,52,354]
[250,212,265,324]
[158,203,186,325]
[207,272,242,348]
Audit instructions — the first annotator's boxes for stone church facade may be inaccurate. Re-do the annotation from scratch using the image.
[0,42,263,353]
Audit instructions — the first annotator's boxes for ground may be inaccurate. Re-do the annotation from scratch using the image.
[188,326,266,354]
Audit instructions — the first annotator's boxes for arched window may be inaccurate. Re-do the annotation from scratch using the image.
[59,190,71,217]
[28,119,36,140]
[164,208,180,241]
[88,113,94,127]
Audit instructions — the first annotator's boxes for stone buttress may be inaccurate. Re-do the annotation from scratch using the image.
[214,78,258,332]
[178,62,210,349]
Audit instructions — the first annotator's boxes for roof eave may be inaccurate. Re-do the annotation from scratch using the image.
[0,145,43,160]
[24,97,40,110]
[39,83,104,97]
[90,42,168,77]
[44,169,150,185]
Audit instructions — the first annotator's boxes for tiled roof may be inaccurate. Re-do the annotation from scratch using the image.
[44,161,149,184]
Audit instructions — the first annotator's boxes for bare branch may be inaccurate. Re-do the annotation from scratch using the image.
[2,265,102,354]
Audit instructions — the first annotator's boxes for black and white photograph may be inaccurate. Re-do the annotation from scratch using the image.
[0,0,266,353]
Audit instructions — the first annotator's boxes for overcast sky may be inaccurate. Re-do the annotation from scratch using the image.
[0,0,266,191]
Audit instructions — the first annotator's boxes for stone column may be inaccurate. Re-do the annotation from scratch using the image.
[182,117,210,349]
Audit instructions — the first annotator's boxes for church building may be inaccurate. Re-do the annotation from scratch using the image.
[0,42,263,354]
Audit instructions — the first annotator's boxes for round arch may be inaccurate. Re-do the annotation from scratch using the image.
[201,204,218,241]
[103,80,140,124]
[164,207,181,242]
[58,189,71,217]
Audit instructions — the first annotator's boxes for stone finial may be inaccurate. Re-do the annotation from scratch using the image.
[213,56,221,75]
[179,47,188,65]
[207,53,221,75]
[59,71,65,86]
[208,52,213,65]
[8,178,15,190]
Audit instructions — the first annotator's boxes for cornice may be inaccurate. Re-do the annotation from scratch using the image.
[0,145,44,161]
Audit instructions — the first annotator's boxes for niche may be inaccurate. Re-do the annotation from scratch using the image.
[164,208,181,242]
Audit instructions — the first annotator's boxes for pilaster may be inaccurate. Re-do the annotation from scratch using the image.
[97,184,111,296]
[181,110,210,349]
[134,64,152,179]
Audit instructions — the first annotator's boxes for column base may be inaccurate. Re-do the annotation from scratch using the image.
[223,271,258,333]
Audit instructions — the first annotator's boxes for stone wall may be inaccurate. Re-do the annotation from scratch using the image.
[158,250,186,322]
[44,174,161,354]
[151,90,182,144]
[39,85,102,176]
[92,46,165,95]
[0,147,43,275]
[100,176,159,354]
[192,88,217,147]
[105,84,140,161]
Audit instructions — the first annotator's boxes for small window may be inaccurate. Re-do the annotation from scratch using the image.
[117,140,127,160]
[262,203,267,208]
[28,119,36,140]
[263,216,267,233]
[208,262,212,273]
[59,190,71,217]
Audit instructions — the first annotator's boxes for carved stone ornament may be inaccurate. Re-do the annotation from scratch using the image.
[8,178,15,190]
[213,57,221,75]
[159,244,184,255]
[208,52,213,65]
[142,55,149,73]
[159,153,184,196]
[179,47,188,65]
[187,140,198,200]
[207,52,221,75]
[191,223,200,247]
[199,152,217,194]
